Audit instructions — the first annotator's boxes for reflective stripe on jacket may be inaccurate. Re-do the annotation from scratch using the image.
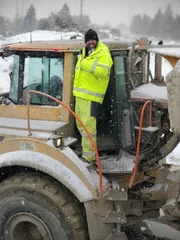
[73,41,113,104]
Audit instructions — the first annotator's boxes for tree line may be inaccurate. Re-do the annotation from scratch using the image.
[130,4,180,40]
[0,3,91,37]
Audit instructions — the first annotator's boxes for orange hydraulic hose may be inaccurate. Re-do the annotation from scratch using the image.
[129,100,152,189]
[149,102,152,127]
[26,90,103,197]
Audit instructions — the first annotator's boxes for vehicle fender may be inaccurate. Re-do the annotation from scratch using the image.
[0,138,99,202]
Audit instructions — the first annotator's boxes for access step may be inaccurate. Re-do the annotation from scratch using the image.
[103,189,128,201]
[103,210,127,224]
[100,152,135,173]
[106,232,128,240]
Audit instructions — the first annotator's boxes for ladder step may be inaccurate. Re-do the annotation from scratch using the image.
[103,189,128,201]
[126,208,142,216]
[100,155,135,173]
[103,210,127,224]
[135,126,158,132]
[106,232,128,240]
[64,137,77,147]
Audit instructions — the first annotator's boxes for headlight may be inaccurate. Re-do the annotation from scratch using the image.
[53,138,61,148]
[50,135,63,148]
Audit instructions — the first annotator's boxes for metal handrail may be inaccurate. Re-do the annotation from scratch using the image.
[26,90,103,197]
[129,100,152,188]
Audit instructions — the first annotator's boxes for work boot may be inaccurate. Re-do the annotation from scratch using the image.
[73,149,82,157]
[80,157,92,163]
[80,157,96,167]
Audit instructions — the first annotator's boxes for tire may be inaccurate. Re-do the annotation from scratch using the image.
[0,173,89,240]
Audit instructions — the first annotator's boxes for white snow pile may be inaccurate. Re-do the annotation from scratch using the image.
[8,30,83,43]
[131,83,167,100]
[166,144,180,166]
[0,57,13,93]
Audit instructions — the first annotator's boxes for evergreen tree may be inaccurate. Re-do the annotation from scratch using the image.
[162,4,174,38]
[149,8,163,37]
[0,16,10,37]
[141,14,151,35]
[23,4,37,33]
[56,3,73,29]
[172,14,180,40]
[8,2,24,36]
[122,5,180,40]
[37,18,52,30]
[11,13,23,36]
[130,14,142,34]
[72,15,90,30]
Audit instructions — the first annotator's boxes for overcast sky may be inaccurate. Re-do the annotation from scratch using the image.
[1,0,180,27]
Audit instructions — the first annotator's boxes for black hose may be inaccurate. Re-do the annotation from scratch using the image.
[158,133,180,157]
[140,133,180,170]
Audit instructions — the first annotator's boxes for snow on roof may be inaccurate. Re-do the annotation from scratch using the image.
[131,83,167,101]
[148,45,180,58]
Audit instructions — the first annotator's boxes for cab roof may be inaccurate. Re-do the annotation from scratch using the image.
[1,40,132,54]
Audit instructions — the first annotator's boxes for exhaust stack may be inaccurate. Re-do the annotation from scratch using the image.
[154,40,163,82]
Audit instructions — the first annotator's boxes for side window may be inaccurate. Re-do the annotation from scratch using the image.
[9,55,19,103]
[113,55,128,105]
[23,56,64,105]
[49,58,64,101]
[50,59,63,78]
[24,57,42,87]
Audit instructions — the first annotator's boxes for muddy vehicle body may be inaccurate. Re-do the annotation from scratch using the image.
[0,38,180,239]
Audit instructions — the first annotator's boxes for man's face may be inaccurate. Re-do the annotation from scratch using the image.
[86,39,98,49]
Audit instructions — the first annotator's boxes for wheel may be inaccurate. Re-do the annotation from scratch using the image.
[0,173,89,240]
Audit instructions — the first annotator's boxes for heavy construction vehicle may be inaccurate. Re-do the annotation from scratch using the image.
[0,37,180,240]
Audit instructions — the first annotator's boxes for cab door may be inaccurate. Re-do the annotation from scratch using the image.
[97,51,135,151]
[112,52,135,150]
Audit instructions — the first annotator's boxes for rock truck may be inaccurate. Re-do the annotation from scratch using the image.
[0,38,180,240]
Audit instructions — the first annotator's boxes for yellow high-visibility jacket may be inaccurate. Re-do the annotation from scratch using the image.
[73,41,113,104]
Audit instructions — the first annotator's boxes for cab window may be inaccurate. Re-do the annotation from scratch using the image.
[23,56,64,105]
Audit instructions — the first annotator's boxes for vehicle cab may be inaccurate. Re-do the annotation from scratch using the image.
[0,39,172,172]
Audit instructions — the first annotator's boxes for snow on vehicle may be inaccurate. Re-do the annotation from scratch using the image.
[0,38,180,239]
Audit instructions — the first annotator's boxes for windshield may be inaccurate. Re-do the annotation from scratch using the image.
[9,54,64,105]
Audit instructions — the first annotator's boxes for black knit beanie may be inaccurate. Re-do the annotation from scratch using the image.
[84,29,99,43]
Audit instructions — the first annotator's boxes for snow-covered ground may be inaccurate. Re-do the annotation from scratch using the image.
[0,57,13,93]
[0,30,179,165]
[8,30,84,43]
